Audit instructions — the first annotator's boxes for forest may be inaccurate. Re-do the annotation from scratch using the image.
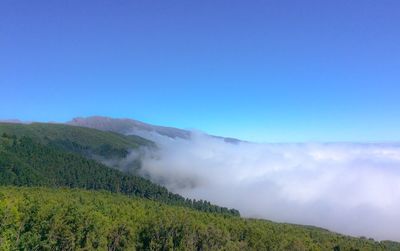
[0,123,399,250]
[1,187,399,250]
[0,131,239,216]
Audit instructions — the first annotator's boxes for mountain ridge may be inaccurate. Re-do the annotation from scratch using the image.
[1,119,400,248]
[68,115,242,143]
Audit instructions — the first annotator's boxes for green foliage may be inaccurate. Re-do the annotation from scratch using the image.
[1,124,399,250]
[0,122,153,159]
[0,134,239,216]
[0,187,399,251]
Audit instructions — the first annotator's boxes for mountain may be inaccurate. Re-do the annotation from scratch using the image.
[68,116,191,139]
[0,122,153,160]
[0,119,30,124]
[1,120,400,249]
[68,116,242,143]
[0,123,239,216]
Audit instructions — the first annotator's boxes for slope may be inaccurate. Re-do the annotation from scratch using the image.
[0,122,153,160]
[1,187,399,250]
[68,116,242,143]
[0,133,239,216]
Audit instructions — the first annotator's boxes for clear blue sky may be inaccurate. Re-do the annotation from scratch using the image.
[1,0,399,142]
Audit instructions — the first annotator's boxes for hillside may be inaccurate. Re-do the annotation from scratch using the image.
[68,116,242,143]
[1,122,400,249]
[0,133,239,216]
[68,116,191,139]
[1,187,399,250]
[0,122,153,160]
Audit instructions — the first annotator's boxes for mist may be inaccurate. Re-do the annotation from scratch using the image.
[128,131,400,241]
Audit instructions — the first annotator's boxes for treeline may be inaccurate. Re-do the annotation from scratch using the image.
[1,187,398,251]
[0,134,239,216]
[0,122,153,160]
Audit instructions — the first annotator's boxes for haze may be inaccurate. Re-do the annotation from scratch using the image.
[128,131,400,241]
[2,0,400,244]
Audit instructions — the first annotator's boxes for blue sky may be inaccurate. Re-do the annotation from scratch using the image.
[1,0,399,142]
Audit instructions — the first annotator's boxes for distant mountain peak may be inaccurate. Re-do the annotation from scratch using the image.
[0,119,31,124]
[68,116,241,143]
[68,116,191,139]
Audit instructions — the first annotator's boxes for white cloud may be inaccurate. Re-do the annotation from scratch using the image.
[132,131,400,241]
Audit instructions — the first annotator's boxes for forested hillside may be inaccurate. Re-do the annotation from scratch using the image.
[1,187,399,251]
[0,122,153,159]
[0,133,239,216]
[1,123,400,250]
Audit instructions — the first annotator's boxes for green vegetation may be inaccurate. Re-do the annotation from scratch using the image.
[0,122,153,159]
[1,187,399,251]
[0,123,399,250]
[0,133,239,216]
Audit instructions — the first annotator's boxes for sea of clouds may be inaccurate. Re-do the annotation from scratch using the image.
[129,131,400,241]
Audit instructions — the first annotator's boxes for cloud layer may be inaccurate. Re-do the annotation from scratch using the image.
[132,132,400,241]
